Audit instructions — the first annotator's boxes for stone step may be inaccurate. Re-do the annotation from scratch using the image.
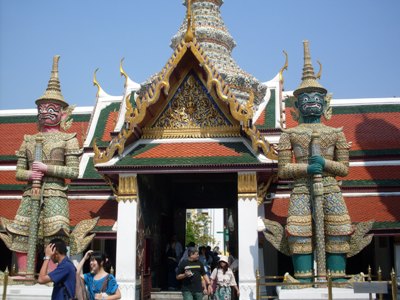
[151,291,210,300]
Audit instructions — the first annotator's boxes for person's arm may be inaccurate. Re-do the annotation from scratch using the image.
[76,250,93,278]
[201,277,207,294]
[97,288,121,300]
[176,263,188,280]
[203,274,212,295]
[38,243,56,284]
[102,274,121,300]
[228,269,240,296]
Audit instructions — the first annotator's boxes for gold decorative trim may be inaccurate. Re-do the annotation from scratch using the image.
[184,0,195,43]
[257,175,276,205]
[93,68,102,98]
[316,60,322,80]
[120,58,129,88]
[119,175,138,196]
[238,173,257,195]
[279,50,288,84]
[116,195,138,203]
[94,38,260,164]
[244,125,278,160]
[142,125,240,139]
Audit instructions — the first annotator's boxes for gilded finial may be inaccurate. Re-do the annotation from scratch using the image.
[93,68,102,98]
[316,60,322,79]
[279,50,288,84]
[184,0,194,43]
[293,40,327,97]
[36,55,68,107]
[120,58,129,88]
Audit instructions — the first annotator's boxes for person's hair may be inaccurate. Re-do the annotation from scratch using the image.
[199,246,205,254]
[187,241,195,248]
[49,238,67,255]
[206,246,211,251]
[218,260,229,274]
[187,247,198,257]
[90,252,112,273]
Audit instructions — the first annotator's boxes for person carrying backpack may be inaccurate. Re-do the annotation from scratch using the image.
[38,238,76,300]
[77,250,121,300]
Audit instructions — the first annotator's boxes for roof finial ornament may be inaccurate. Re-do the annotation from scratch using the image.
[120,58,129,88]
[93,68,103,98]
[36,55,68,107]
[279,50,288,84]
[293,40,327,97]
[316,60,322,80]
[184,0,195,43]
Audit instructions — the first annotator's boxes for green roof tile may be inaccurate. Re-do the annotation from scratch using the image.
[90,102,121,147]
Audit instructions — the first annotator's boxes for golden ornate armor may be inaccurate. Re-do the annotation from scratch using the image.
[277,123,352,256]
[5,132,81,252]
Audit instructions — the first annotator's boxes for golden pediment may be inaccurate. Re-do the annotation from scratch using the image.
[151,74,230,129]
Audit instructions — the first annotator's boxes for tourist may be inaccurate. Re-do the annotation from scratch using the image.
[77,250,121,300]
[210,255,240,300]
[198,246,212,276]
[166,235,183,290]
[176,247,212,300]
[38,238,76,300]
[179,241,196,265]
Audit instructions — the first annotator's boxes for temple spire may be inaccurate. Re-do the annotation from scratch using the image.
[184,0,194,42]
[36,55,68,107]
[293,40,327,97]
[170,0,266,107]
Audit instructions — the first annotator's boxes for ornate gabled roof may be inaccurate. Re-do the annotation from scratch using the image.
[169,0,266,108]
[93,35,277,164]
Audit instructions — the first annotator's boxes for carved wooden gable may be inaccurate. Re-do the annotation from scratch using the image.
[142,70,240,139]
[152,73,230,128]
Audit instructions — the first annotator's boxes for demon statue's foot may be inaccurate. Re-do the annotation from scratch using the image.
[282,272,312,289]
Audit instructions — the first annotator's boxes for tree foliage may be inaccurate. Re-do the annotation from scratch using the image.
[185,213,215,246]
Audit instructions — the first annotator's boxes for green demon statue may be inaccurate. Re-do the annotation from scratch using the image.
[0,56,97,278]
[264,41,373,283]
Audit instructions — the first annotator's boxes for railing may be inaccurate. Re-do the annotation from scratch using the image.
[256,267,398,300]
[1,268,9,300]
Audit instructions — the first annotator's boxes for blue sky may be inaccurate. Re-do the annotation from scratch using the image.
[1,0,399,110]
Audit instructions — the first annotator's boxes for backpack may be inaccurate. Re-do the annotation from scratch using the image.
[74,274,89,300]
[62,263,88,300]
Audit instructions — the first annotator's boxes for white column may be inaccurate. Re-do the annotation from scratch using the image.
[237,172,259,300]
[116,199,137,299]
[115,175,139,300]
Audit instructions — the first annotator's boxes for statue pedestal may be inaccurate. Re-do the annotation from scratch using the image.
[0,284,52,300]
[277,287,375,300]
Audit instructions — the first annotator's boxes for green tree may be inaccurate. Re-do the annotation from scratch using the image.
[185,213,215,246]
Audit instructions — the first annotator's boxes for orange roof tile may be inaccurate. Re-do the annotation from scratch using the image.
[0,122,89,157]
[0,171,19,185]
[267,196,400,224]
[134,142,242,159]
[255,110,266,126]
[341,165,400,181]
[285,110,400,152]
[101,111,118,142]
[0,199,117,227]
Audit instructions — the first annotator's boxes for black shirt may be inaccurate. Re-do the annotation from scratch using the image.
[177,259,206,292]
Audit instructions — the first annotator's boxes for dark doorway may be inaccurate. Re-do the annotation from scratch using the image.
[137,172,238,290]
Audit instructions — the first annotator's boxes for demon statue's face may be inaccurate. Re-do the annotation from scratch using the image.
[37,102,64,128]
[296,92,326,118]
